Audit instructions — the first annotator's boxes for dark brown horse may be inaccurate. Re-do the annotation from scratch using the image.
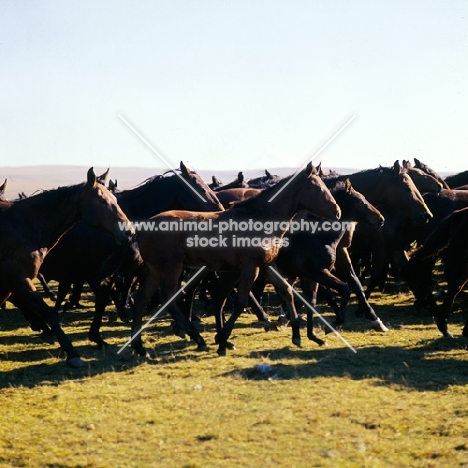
[251,179,386,345]
[404,188,468,310]
[444,170,468,189]
[349,161,442,299]
[39,162,224,348]
[413,158,450,189]
[211,172,248,191]
[409,207,468,339]
[130,163,341,356]
[0,168,134,367]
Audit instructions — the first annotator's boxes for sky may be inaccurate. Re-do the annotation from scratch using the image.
[1,0,467,175]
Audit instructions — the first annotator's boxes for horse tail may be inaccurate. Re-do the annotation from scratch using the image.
[410,208,468,260]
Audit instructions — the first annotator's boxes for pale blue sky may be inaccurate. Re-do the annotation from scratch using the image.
[1,0,467,174]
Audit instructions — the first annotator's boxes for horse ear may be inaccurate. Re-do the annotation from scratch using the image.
[265,169,272,178]
[0,178,7,192]
[211,176,217,184]
[305,162,316,176]
[393,160,401,175]
[345,178,352,192]
[238,172,244,183]
[180,161,191,177]
[414,158,422,168]
[87,167,97,186]
[97,167,110,185]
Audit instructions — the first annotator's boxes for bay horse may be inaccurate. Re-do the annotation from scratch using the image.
[0,168,134,367]
[215,188,262,209]
[250,178,385,345]
[130,163,341,356]
[409,207,468,339]
[39,162,224,348]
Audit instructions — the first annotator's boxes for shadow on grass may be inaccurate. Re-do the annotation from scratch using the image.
[218,336,468,392]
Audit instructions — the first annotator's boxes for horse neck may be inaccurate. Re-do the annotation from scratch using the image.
[339,172,390,205]
[117,178,177,219]
[230,182,304,237]
[14,186,84,249]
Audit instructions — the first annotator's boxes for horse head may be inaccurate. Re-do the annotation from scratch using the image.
[179,161,224,211]
[332,179,384,228]
[81,167,134,244]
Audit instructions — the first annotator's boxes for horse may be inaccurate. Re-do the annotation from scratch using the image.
[215,188,262,209]
[130,163,341,357]
[444,170,468,189]
[39,162,224,348]
[0,168,134,367]
[348,161,442,299]
[250,178,386,345]
[404,188,468,310]
[247,170,281,189]
[211,172,248,191]
[409,207,468,339]
[413,158,450,189]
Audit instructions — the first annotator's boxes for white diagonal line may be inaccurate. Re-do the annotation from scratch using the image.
[117,266,207,354]
[267,266,357,353]
[118,114,207,203]
[268,115,356,202]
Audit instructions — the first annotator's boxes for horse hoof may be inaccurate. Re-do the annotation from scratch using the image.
[292,337,301,348]
[277,315,289,327]
[226,341,236,350]
[217,348,227,357]
[66,357,85,368]
[370,319,389,332]
[263,321,278,332]
[197,344,210,352]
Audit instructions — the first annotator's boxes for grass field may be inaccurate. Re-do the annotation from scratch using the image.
[1,276,467,468]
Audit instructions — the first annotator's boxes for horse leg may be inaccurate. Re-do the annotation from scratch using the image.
[12,279,83,367]
[8,292,54,344]
[300,278,327,346]
[52,279,72,314]
[216,268,259,356]
[37,273,57,301]
[210,272,240,352]
[130,267,162,357]
[436,274,467,338]
[260,266,303,348]
[87,280,111,349]
[63,281,84,311]
[335,247,388,332]
[162,268,208,352]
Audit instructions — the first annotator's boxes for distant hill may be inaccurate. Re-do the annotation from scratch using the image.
[0,164,455,201]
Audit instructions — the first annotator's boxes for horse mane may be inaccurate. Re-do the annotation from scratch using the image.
[15,184,86,206]
[117,172,184,202]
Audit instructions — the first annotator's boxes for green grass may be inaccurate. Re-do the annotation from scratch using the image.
[1,277,468,468]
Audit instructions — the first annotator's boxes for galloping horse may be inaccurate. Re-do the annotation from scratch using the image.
[130,163,341,356]
[409,207,468,339]
[39,162,224,348]
[0,168,134,367]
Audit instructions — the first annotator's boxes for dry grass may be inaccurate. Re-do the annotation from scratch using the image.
[1,277,468,468]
